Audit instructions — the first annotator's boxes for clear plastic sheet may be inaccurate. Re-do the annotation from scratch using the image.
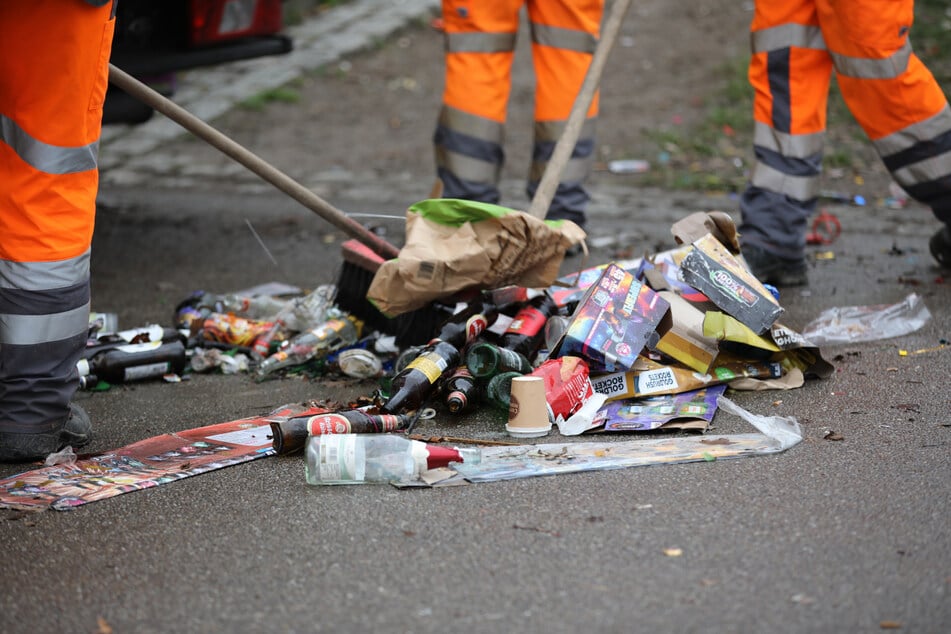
[801,293,931,346]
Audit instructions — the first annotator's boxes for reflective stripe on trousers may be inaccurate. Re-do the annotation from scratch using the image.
[739,0,951,258]
[0,1,115,434]
[434,0,603,226]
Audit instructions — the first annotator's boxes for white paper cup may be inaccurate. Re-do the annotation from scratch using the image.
[505,376,553,438]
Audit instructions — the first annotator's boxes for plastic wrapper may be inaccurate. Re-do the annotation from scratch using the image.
[454,396,802,483]
[801,293,931,346]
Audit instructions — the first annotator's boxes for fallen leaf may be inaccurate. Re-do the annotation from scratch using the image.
[879,621,902,629]
[824,431,844,441]
[97,616,113,634]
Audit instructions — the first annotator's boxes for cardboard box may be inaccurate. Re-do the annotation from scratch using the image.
[679,233,784,335]
[650,290,720,373]
[589,353,783,401]
[549,263,672,374]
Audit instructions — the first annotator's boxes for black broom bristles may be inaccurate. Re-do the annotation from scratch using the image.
[334,239,455,347]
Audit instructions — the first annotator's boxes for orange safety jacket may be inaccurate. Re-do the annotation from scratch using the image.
[739,0,951,258]
[434,0,604,228]
[0,0,115,434]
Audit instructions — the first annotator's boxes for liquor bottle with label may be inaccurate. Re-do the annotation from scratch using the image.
[497,291,559,359]
[380,340,460,414]
[464,292,558,378]
[428,298,499,349]
[305,433,481,485]
[78,339,188,386]
[269,408,413,455]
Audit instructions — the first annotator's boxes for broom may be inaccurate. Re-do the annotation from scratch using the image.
[107,64,447,343]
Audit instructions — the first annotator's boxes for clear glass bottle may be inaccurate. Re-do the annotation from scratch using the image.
[256,315,362,379]
[305,433,481,485]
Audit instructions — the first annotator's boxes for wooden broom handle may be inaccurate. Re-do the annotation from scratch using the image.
[527,0,633,219]
[107,64,402,260]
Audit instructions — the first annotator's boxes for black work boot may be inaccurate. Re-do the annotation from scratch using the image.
[740,244,809,287]
[0,403,92,462]
[929,225,951,269]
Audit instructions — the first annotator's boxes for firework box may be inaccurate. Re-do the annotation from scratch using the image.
[679,233,784,335]
[650,290,720,373]
[549,263,672,374]
[589,353,784,401]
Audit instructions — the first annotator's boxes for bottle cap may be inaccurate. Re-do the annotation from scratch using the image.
[424,444,466,469]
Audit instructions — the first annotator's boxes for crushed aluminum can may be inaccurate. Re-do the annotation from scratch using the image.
[338,348,383,379]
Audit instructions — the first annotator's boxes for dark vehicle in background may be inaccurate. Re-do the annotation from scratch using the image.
[105,0,293,124]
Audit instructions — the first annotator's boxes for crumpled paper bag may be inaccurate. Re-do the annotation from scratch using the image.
[367,199,587,316]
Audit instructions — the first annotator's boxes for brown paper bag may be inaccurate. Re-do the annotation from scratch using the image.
[367,199,587,316]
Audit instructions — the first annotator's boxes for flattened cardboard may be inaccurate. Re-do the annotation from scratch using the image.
[596,384,728,433]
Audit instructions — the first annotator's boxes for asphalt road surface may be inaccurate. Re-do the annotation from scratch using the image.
[1,2,948,632]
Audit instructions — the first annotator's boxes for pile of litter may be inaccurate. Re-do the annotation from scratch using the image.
[1,208,934,509]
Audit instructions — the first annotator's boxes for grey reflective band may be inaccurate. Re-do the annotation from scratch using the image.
[439,106,504,144]
[893,151,951,188]
[752,24,825,53]
[534,118,597,144]
[445,31,516,54]
[0,302,90,345]
[874,105,951,157]
[750,162,820,201]
[753,121,824,159]
[0,113,99,175]
[831,41,912,79]
[435,147,500,184]
[530,155,592,183]
[0,251,90,292]
[531,22,597,54]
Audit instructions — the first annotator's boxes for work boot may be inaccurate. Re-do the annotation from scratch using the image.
[0,403,92,462]
[740,244,809,287]
[929,225,951,269]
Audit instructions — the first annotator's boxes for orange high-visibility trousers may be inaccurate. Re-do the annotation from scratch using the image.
[739,0,951,258]
[434,0,604,228]
[0,0,115,436]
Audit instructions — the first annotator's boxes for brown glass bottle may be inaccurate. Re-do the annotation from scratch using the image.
[381,340,461,414]
[443,364,481,414]
[269,409,413,455]
[429,299,499,349]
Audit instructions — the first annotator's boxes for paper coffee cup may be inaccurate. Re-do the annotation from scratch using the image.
[505,376,553,438]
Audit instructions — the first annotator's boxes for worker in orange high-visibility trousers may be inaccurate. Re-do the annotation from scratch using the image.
[433,0,604,231]
[0,0,117,461]
[737,0,951,286]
